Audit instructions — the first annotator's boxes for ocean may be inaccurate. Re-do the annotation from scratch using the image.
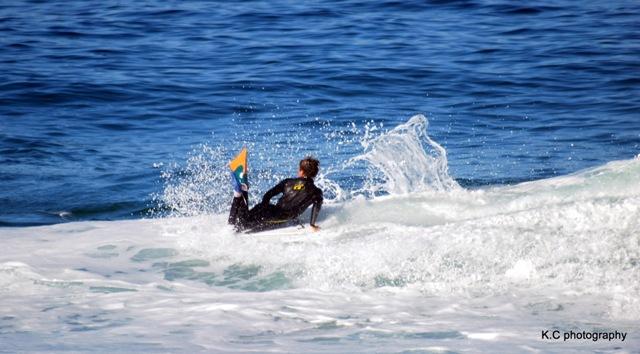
[1,0,639,352]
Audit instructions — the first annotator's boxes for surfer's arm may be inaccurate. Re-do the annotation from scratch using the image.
[309,189,323,227]
[261,179,286,205]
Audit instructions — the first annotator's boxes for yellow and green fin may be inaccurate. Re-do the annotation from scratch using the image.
[229,147,248,192]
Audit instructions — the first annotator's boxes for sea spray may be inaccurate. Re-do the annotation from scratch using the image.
[154,144,231,217]
[352,114,460,195]
[156,114,461,218]
[153,121,352,217]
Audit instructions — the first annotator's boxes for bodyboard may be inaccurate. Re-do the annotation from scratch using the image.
[251,226,309,237]
[244,218,304,234]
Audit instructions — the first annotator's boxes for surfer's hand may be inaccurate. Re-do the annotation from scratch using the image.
[310,225,320,232]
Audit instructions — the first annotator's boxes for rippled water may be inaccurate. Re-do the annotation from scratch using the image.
[1,0,639,226]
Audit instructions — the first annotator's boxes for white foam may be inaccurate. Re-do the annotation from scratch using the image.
[2,116,639,351]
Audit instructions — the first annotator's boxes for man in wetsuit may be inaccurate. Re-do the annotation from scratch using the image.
[228,156,323,232]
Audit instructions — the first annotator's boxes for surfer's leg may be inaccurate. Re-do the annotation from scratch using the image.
[228,191,249,227]
[230,201,268,231]
[242,204,288,231]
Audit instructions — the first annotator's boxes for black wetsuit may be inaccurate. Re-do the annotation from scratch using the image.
[228,177,323,232]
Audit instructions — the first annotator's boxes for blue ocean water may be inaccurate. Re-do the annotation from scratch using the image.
[1,0,639,226]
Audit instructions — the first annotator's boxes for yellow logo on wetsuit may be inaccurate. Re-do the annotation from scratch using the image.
[292,182,305,191]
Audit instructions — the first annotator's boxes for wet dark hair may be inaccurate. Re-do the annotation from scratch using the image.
[299,156,320,178]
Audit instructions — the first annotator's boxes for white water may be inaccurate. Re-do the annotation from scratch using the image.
[354,114,460,195]
[2,117,639,352]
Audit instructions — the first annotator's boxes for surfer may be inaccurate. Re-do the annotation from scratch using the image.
[228,156,323,233]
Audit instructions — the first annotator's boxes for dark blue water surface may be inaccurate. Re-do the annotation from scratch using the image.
[1,0,639,226]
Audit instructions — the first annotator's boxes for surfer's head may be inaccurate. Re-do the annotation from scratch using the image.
[299,156,319,179]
